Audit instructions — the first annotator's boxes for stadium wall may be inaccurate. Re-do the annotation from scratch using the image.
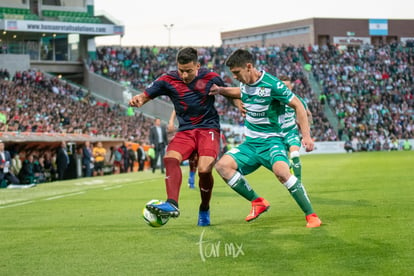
[300,140,414,155]
[0,54,30,76]
[221,18,414,47]
[83,66,174,123]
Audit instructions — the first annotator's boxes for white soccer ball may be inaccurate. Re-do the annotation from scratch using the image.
[142,199,170,227]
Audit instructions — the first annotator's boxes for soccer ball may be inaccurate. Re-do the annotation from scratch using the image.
[142,199,170,227]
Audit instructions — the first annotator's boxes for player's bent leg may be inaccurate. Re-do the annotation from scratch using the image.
[273,161,321,227]
[163,153,183,211]
[246,197,270,222]
[290,149,302,182]
[198,172,213,210]
[188,152,198,189]
[198,210,210,226]
[188,170,196,188]
[197,156,216,226]
[215,154,238,180]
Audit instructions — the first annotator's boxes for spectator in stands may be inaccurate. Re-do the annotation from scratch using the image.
[105,146,115,174]
[149,118,168,174]
[113,146,123,174]
[56,141,69,180]
[19,154,45,184]
[344,140,354,153]
[120,141,129,173]
[0,141,20,186]
[403,138,412,150]
[42,150,56,182]
[11,152,22,177]
[82,141,93,177]
[127,143,136,172]
[136,142,146,171]
[93,141,106,176]
[147,144,156,174]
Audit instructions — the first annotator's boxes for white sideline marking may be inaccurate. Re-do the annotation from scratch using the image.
[103,185,123,190]
[44,191,85,201]
[75,179,105,186]
[1,176,157,209]
[0,201,34,209]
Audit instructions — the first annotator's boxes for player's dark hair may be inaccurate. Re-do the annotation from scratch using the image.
[225,49,254,68]
[176,47,198,64]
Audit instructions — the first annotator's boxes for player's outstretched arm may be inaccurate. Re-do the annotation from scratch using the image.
[232,99,246,117]
[209,84,241,98]
[167,109,176,133]
[289,96,314,152]
[129,93,150,108]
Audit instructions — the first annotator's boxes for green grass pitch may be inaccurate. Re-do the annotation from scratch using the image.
[1,151,413,275]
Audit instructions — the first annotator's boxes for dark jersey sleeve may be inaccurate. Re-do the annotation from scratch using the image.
[144,68,224,131]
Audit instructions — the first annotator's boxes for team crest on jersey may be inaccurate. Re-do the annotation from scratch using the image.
[258,87,266,97]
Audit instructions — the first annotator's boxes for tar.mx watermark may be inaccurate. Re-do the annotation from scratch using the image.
[196,229,245,262]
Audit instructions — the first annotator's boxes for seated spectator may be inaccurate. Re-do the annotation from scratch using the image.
[93,141,106,176]
[402,139,412,150]
[344,140,354,153]
[41,151,56,182]
[0,141,20,187]
[112,146,123,174]
[18,154,42,184]
[11,152,22,177]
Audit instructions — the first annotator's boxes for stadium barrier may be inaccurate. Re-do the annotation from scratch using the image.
[300,139,414,155]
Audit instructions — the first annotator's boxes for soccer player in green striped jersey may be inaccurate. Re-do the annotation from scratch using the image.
[279,75,313,183]
[210,49,321,227]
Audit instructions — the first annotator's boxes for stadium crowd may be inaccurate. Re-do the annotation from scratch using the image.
[303,41,414,149]
[89,43,413,145]
[1,42,413,186]
[89,45,334,140]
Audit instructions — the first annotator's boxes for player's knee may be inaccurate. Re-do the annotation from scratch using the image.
[273,161,291,183]
[214,158,227,176]
[290,150,300,158]
[163,156,180,168]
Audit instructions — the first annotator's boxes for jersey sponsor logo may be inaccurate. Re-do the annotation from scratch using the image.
[247,111,266,117]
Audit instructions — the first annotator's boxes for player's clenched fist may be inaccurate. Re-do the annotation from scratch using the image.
[129,93,150,107]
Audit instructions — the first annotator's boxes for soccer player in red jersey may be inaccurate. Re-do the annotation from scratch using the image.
[129,47,226,226]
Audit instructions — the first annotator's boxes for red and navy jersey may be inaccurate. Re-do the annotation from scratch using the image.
[144,68,225,131]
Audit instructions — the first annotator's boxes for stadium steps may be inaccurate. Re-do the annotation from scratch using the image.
[298,53,339,134]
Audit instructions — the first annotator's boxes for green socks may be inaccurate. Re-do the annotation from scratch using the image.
[290,151,302,182]
[227,171,259,201]
[291,156,301,182]
[284,176,314,216]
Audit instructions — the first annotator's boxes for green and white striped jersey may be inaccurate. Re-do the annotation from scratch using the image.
[240,71,294,140]
[281,95,308,135]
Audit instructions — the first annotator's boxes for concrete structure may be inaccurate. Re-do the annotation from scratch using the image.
[0,0,124,79]
[221,18,414,47]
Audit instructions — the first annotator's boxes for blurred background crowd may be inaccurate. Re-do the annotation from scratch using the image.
[0,42,413,185]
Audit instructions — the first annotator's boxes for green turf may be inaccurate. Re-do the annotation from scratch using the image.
[1,151,413,275]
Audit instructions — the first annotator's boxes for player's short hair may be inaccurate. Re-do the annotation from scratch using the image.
[278,75,291,82]
[225,49,254,68]
[176,47,198,64]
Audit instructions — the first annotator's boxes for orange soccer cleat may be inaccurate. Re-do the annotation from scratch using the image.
[306,213,322,228]
[245,197,270,222]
